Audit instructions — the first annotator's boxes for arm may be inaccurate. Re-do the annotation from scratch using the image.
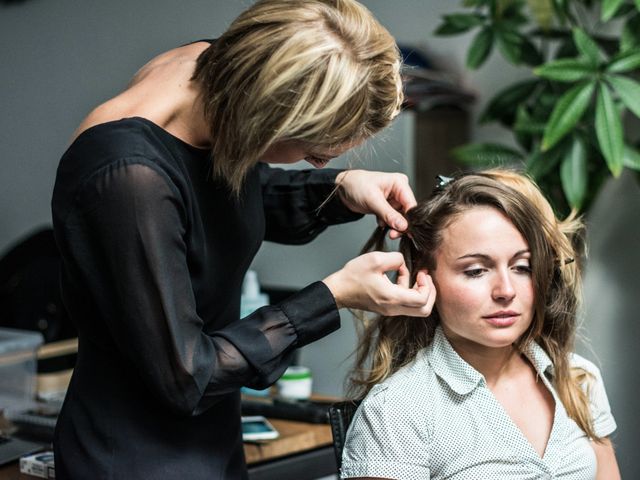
[73,161,339,415]
[259,163,363,244]
[261,164,435,317]
[593,438,621,480]
[570,354,620,478]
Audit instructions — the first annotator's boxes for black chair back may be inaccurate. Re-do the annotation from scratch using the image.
[327,399,362,471]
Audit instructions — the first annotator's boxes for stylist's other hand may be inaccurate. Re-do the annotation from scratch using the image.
[336,170,416,240]
[323,252,435,317]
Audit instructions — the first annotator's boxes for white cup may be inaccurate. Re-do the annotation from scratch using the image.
[277,366,312,400]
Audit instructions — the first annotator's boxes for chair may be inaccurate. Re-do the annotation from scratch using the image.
[327,399,362,472]
[0,228,76,343]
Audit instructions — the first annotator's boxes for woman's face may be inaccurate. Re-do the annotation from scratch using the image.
[259,139,361,168]
[432,206,535,353]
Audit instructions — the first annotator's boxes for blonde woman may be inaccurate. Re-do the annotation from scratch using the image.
[51,1,436,478]
[342,170,620,479]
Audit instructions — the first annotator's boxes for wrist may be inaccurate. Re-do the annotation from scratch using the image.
[322,273,344,309]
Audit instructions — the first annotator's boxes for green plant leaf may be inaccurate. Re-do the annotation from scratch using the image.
[607,48,640,73]
[551,0,570,24]
[467,27,494,69]
[480,79,539,124]
[607,74,640,118]
[527,0,555,29]
[573,28,602,65]
[534,58,596,82]
[615,4,638,18]
[560,136,588,210]
[602,0,625,21]
[595,83,624,176]
[496,28,522,65]
[526,141,567,179]
[623,145,640,170]
[434,13,486,36]
[495,28,543,66]
[636,0,640,12]
[451,142,523,166]
[542,81,595,150]
[514,106,547,134]
[621,14,640,52]
[519,35,544,66]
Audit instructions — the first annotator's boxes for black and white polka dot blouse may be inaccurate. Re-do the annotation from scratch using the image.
[341,326,616,479]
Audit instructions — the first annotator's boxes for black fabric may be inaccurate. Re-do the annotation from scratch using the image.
[50,116,359,479]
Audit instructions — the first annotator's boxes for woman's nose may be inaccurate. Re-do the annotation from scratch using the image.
[492,271,516,301]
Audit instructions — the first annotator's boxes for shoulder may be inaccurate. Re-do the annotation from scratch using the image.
[356,352,437,428]
[567,352,607,399]
[68,117,163,158]
[342,353,434,479]
[568,352,604,379]
[568,352,617,437]
[53,118,190,221]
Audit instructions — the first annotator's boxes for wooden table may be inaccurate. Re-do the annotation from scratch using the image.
[244,418,332,464]
[0,419,336,480]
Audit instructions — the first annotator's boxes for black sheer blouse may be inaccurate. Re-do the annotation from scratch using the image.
[51,117,361,479]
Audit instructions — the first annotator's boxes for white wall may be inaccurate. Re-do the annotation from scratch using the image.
[1,1,637,476]
[0,0,247,252]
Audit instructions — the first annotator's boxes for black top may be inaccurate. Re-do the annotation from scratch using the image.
[51,117,361,479]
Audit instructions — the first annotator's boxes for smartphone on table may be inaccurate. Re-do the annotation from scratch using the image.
[241,415,279,442]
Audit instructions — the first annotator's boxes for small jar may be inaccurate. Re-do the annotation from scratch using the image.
[277,366,312,400]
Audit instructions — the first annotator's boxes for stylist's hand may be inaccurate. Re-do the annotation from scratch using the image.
[323,251,436,317]
[336,170,415,240]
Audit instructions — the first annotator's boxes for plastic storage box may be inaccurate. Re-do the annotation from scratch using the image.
[0,327,44,417]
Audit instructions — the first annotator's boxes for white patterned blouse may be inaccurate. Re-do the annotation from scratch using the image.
[341,326,616,480]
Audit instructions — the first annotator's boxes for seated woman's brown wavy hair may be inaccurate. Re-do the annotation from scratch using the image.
[348,168,603,442]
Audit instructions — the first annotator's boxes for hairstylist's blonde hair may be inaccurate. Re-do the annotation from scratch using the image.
[192,0,403,194]
[351,169,603,442]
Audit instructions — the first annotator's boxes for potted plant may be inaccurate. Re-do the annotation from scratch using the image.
[434,0,640,215]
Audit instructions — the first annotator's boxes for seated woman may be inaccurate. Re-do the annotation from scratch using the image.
[341,170,620,479]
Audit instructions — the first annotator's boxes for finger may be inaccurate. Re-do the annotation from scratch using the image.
[414,270,429,288]
[414,273,436,314]
[388,228,403,240]
[386,271,436,313]
[369,251,407,273]
[382,282,431,308]
[369,195,408,232]
[395,263,410,289]
[390,178,417,213]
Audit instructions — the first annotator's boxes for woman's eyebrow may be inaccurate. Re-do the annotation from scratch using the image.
[456,249,530,261]
[456,253,491,261]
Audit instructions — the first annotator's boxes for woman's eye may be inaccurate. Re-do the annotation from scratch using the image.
[514,264,532,274]
[463,268,486,278]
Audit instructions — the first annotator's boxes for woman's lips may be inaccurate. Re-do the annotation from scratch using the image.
[482,312,519,327]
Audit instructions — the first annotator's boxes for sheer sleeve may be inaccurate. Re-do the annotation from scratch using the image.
[258,163,363,244]
[72,159,340,416]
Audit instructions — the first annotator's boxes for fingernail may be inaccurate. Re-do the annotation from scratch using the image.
[393,218,407,231]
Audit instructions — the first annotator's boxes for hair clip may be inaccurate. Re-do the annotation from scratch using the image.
[434,175,455,193]
[556,257,575,267]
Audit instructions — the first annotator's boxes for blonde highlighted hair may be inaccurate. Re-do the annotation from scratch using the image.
[192,0,403,193]
[350,169,603,441]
